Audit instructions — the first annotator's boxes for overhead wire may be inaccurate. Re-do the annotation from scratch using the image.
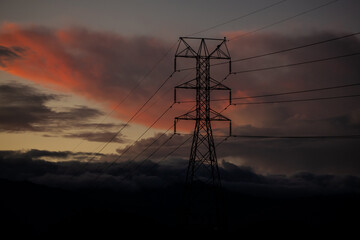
[93,102,176,180]
[231,134,360,139]
[214,31,360,67]
[127,124,174,164]
[70,40,179,154]
[176,31,360,72]
[120,131,177,181]
[117,134,194,188]
[231,52,360,75]
[176,82,360,104]
[228,0,340,41]
[187,0,290,36]
[231,94,360,105]
[91,71,194,177]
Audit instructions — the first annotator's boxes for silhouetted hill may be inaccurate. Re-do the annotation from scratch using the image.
[1,178,359,238]
[0,178,176,238]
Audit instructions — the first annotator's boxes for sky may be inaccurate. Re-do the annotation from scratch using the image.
[1,0,360,236]
[0,0,360,178]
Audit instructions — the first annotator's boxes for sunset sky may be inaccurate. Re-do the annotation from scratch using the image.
[1,0,360,176]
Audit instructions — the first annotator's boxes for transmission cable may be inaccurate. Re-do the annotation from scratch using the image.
[121,132,177,181]
[176,82,360,104]
[93,102,176,180]
[85,71,177,166]
[231,93,360,105]
[175,31,360,72]
[129,134,193,178]
[231,52,360,75]
[70,40,179,154]
[229,0,339,41]
[212,31,360,67]
[187,0,290,36]
[231,134,360,139]
[128,124,174,164]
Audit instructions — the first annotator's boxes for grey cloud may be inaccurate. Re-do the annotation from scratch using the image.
[216,135,360,176]
[0,82,120,135]
[118,121,360,177]
[1,149,360,196]
[63,131,127,143]
[0,45,23,67]
[115,133,191,161]
[0,83,59,131]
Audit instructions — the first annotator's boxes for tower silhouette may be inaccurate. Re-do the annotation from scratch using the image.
[174,37,231,231]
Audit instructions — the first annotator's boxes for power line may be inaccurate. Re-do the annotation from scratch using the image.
[87,71,176,165]
[231,134,360,139]
[213,31,360,67]
[93,103,176,180]
[121,133,177,181]
[187,0,290,36]
[63,43,182,182]
[229,0,339,41]
[69,72,179,180]
[231,52,360,75]
[70,40,179,154]
[174,0,343,76]
[231,83,360,100]
[93,73,195,176]
[94,85,196,184]
[138,134,193,173]
[231,93,360,105]
[122,103,198,176]
[128,124,174,163]
[118,126,174,179]
[177,82,360,104]
[176,31,360,72]
[78,43,189,179]
[118,133,193,184]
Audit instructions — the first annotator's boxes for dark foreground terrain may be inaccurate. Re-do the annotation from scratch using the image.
[1,178,359,238]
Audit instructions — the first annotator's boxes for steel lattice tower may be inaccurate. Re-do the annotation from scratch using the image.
[174,37,231,231]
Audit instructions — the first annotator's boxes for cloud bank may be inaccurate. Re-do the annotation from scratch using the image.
[1,149,360,197]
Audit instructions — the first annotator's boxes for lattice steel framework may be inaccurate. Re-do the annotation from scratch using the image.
[174,37,231,230]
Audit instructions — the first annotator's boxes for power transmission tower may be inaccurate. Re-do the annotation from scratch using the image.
[174,37,231,231]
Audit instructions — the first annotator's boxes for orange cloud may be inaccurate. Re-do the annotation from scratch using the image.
[0,23,177,128]
[2,24,358,134]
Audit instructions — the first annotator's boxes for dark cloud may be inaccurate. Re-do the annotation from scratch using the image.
[0,149,103,161]
[63,131,127,143]
[0,82,58,131]
[1,149,359,196]
[0,82,121,135]
[0,46,18,57]
[115,133,191,161]
[0,45,23,67]
[71,122,127,129]
[118,127,360,176]
[217,135,360,176]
